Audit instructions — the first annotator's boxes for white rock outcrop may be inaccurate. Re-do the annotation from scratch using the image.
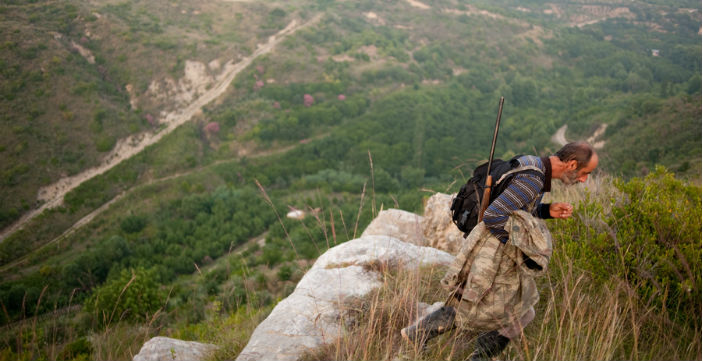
[235,235,453,361]
[133,337,217,361]
[361,208,425,246]
[422,193,466,254]
[134,194,460,361]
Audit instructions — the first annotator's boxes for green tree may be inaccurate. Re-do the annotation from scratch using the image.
[373,167,400,193]
[120,214,147,234]
[510,77,538,106]
[400,166,425,189]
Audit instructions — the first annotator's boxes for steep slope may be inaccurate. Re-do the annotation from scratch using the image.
[0,15,321,241]
[0,0,306,229]
[0,1,699,359]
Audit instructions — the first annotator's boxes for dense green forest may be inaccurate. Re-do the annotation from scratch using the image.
[0,0,700,359]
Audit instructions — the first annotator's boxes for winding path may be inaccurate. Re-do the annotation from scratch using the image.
[552,124,568,146]
[0,15,322,242]
[551,123,607,149]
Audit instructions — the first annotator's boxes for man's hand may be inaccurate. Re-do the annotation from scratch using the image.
[549,202,573,219]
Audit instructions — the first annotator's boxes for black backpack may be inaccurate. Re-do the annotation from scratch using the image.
[450,155,543,237]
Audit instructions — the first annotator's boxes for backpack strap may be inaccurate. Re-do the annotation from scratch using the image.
[495,165,544,186]
[494,165,545,214]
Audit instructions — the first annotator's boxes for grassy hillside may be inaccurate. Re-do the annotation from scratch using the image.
[1,0,700,229]
[0,2,144,226]
[0,0,304,229]
[302,171,701,361]
[0,0,700,359]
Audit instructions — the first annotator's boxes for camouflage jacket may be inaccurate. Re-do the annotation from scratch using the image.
[440,210,553,331]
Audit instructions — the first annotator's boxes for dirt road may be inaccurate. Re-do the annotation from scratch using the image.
[0,15,321,242]
[552,124,568,146]
[551,123,607,149]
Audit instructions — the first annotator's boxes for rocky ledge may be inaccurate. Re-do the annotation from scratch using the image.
[132,194,462,361]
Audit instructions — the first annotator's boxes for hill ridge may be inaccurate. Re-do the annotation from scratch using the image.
[0,15,321,242]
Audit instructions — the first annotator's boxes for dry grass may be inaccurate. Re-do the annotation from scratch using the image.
[300,251,700,361]
[300,262,474,361]
[90,323,158,361]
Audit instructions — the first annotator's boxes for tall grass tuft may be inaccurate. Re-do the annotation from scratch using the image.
[91,323,158,361]
[301,262,471,361]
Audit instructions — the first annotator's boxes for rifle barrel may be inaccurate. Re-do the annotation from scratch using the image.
[478,97,505,223]
[447,96,505,306]
[486,97,504,174]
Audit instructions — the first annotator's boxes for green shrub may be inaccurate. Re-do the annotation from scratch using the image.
[120,214,147,234]
[2,164,30,186]
[261,243,283,267]
[84,267,165,326]
[277,264,293,281]
[58,337,92,361]
[554,167,701,327]
[611,167,701,323]
[95,135,116,152]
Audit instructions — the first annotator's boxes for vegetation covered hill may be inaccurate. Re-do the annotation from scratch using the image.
[0,0,299,229]
[0,0,700,359]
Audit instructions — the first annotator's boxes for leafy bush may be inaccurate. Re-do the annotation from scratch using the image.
[277,264,293,281]
[554,168,701,328]
[611,167,701,323]
[58,337,92,361]
[120,214,147,234]
[84,267,164,326]
[95,135,116,152]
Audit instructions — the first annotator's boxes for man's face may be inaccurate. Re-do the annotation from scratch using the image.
[561,153,599,185]
[560,169,580,185]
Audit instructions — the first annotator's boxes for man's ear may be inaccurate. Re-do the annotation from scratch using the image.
[567,159,578,170]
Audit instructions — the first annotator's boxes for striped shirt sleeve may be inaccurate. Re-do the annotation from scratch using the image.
[483,173,544,243]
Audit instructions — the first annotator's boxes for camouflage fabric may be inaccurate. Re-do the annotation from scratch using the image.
[504,209,553,277]
[440,210,552,331]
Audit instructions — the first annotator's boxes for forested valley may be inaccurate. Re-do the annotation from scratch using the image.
[0,0,699,359]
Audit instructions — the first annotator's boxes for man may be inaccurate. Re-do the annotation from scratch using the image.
[401,142,599,360]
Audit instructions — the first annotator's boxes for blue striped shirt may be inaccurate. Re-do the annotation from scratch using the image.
[483,155,551,243]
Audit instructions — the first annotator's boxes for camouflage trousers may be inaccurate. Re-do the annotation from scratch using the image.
[440,210,553,333]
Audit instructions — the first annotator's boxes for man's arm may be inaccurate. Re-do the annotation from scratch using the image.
[483,173,544,243]
[536,203,553,219]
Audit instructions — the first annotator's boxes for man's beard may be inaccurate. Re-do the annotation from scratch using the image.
[560,169,580,185]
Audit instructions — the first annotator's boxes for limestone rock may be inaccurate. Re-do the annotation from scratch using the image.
[422,193,466,254]
[132,336,217,361]
[235,235,453,361]
[361,209,425,246]
[316,235,451,270]
[136,193,464,361]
